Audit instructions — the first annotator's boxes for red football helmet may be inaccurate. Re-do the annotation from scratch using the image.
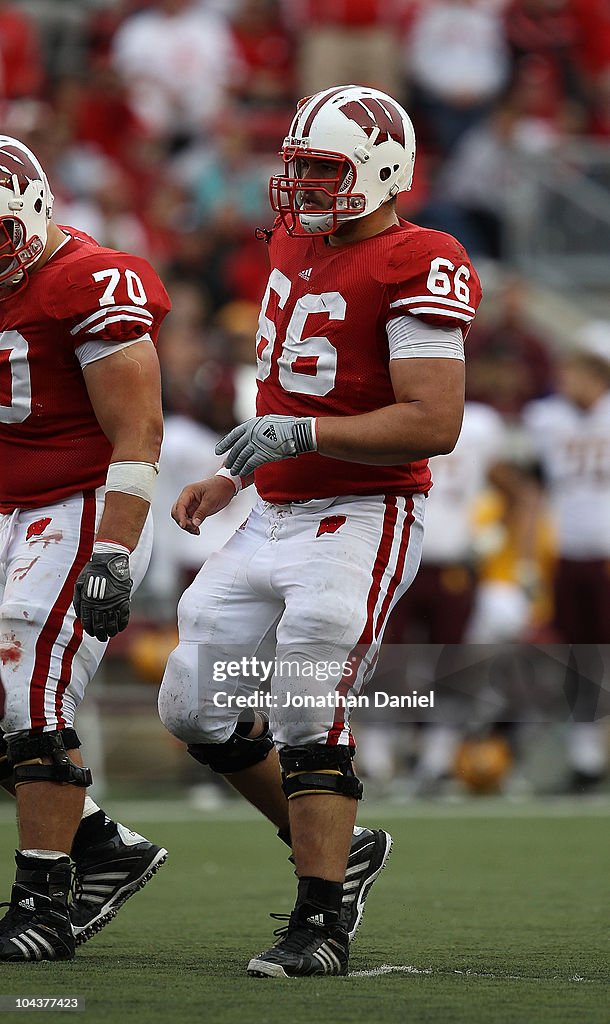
[0,136,54,297]
[270,84,416,236]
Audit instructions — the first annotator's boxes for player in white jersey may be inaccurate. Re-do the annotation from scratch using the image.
[375,401,506,790]
[420,401,507,567]
[147,414,257,605]
[523,353,610,571]
[522,349,610,789]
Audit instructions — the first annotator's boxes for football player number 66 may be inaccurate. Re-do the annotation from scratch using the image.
[256,269,343,397]
[426,257,471,304]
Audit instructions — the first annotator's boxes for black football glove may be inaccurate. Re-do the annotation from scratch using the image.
[73,552,133,642]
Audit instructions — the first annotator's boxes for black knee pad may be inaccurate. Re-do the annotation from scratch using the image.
[7,728,92,788]
[187,713,274,775]
[279,744,363,801]
[0,732,10,783]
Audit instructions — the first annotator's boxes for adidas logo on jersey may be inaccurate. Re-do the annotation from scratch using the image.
[298,267,313,281]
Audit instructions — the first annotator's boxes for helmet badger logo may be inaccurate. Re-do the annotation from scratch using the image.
[339,98,406,147]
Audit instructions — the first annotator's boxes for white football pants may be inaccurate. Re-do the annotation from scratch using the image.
[159,493,425,748]
[0,489,152,734]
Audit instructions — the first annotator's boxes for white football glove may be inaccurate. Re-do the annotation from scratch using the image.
[215,415,317,477]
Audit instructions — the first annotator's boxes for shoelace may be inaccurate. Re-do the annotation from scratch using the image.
[0,901,35,929]
[0,900,29,916]
[268,913,330,956]
[69,864,83,906]
[269,912,291,938]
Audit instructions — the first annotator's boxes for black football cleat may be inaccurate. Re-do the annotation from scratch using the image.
[247,912,349,978]
[340,827,393,942]
[70,823,167,945]
[0,853,74,962]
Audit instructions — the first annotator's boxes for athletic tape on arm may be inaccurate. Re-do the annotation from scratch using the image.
[105,461,159,502]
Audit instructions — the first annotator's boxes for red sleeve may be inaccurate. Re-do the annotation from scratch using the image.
[47,251,171,349]
[382,229,482,331]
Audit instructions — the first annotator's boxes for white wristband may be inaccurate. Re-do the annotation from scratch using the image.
[215,466,242,494]
[93,540,130,557]
[105,461,159,503]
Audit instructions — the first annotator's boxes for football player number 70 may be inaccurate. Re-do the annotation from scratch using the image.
[0,331,31,424]
[92,268,148,307]
[0,268,150,424]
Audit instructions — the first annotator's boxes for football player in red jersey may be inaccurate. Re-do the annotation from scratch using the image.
[0,137,170,962]
[159,85,482,977]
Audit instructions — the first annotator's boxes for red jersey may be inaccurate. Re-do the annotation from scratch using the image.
[0,228,170,512]
[255,219,482,503]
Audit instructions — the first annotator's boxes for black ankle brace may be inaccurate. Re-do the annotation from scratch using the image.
[13,852,72,905]
[293,875,343,929]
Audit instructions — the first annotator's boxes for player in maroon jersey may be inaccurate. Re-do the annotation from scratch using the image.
[0,136,170,962]
[159,85,482,977]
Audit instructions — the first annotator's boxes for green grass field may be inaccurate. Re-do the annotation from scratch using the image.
[0,800,607,1023]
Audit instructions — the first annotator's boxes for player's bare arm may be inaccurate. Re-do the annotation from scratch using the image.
[216,356,464,475]
[172,470,255,533]
[314,355,464,464]
[83,340,163,551]
[73,340,163,642]
[172,476,236,534]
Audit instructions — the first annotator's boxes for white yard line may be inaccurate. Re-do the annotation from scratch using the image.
[350,964,593,982]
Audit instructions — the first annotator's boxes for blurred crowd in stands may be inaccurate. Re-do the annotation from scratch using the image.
[2,0,609,795]
[3,0,610,286]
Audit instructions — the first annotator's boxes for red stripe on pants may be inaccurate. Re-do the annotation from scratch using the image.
[327,497,398,746]
[55,624,84,729]
[30,492,96,730]
[374,497,414,636]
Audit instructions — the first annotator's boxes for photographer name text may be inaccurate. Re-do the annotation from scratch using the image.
[212,690,435,710]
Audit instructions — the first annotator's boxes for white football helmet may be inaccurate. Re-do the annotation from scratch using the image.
[0,136,54,294]
[269,84,416,236]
